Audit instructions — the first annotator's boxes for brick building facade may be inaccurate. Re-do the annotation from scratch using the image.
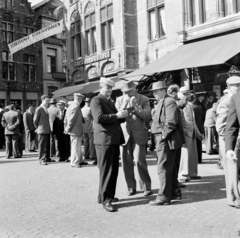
[0,0,43,110]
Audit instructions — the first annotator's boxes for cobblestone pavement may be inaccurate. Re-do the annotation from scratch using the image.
[0,148,240,238]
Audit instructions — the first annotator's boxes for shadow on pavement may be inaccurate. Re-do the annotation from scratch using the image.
[116,175,226,209]
[0,158,38,163]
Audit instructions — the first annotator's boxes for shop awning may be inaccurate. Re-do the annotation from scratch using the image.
[53,77,125,98]
[123,31,240,81]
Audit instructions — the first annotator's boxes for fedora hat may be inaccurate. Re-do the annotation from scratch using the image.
[50,98,57,104]
[100,77,115,87]
[121,81,137,92]
[151,81,167,91]
[57,100,66,106]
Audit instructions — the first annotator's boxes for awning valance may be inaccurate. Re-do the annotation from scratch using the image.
[123,31,240,81]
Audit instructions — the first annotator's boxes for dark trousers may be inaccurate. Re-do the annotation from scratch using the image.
[95,144,119,204]
[196,138,202,163]
[205,126,217,154]
[58,134,70,161]
[18,133,23,156]
[149,133,156,150]
[25,130,36,151]
[38,134,50,161]
[155,135,180,201]
[83,132,96,159]
[174,148,181,179]
[50,132,58,157]
[0,128,5,149]
[5,134,19,158]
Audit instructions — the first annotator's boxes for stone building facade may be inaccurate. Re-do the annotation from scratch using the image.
[0,0,43,110]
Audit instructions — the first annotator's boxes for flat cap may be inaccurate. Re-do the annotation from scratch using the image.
[226,76,240,85]
[100,77,115,87]
[73,93,84,98]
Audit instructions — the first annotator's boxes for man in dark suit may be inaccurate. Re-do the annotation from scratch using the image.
[194,92,206,120]
[34,95,51,165]
[16,107,24,157]
[191,95,204,163]
[90,77,128,212]
[23,104,36,152]
[48,98,60,158]
[149,81,182,206]
[221,76,240,208]
[1,104,21,158]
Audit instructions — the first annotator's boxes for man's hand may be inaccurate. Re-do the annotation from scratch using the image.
[197,134,203,141]
[130,96,138,108]
[226,150,238,164]
[116,110,128,119]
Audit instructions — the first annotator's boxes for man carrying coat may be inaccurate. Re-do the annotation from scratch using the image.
[90,77,128,212]
[149,81,182,206]
[115,81,152,196]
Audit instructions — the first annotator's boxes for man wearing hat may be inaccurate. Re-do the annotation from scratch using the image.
[65,93,87,167]
[54,100,70,162]
[194,91,207,118]
[90,77,128,212]
[48,98,60,159]
[23,105,36,152]
[149,81,182,206]
[82,97,97,164]
[34,95,51,165]
[115,81,152,196]
[217,76,240,208]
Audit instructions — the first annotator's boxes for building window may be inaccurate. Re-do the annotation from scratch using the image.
[2,52,15,81]
[47,48,57,74]
[100,2,114,51]
[84,2,97,56]
[147,0,165,41]
[23,55,35,82]
[224,0,240,15]
[23,18,34,36]
[2,0,12,9]
[48,86,58,98]
[70,11,81,60]
[2,14,13,43]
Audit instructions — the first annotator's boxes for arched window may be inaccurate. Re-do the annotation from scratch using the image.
[23,18,34,36]
[147,0,165,41]
[2,14,13,43]
[100,0,114,51]
[70,10,81,60]
[84,1,96,55]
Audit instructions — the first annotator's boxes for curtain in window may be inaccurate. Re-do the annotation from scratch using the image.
[149,10,156,40]
[47,56,51,73]
[101,23,107,50]
[158,7,165,36]
[86,31,91,55]
[109,21,114,48]
[92,28,97,53]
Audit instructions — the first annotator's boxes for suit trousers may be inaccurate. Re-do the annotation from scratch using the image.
[83,132,96,159]
[50,132,59,157]
[219,136,240,206]
[95,144,119,204]
[5,134,19,158]
[25,130,36,151]
[205,126,217,154]
[179,135,198,179]
[58,134,70,161]
[196,138,202,163]
[121,134,151,191]
[18,133,23,156]
[38,134,50,161]
[70,135,83,166]
[155,135,180,201]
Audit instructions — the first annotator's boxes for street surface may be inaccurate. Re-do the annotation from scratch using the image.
[0,148,239,238]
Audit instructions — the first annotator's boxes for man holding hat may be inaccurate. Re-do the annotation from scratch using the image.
[115,81,152,196]
[90,77,128,212]
[65,93,87,168]
[149,81,182,206]
[82,97,97,164]
[48,98,60,159]
[217,76,240,208]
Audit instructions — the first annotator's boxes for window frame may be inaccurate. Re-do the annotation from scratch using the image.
[23,54,36,82]
[47,48,57,74]
[2,21,13,43]
[2,52,15,81]
[2,0,12,10]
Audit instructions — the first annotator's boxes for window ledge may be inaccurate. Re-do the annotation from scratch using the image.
[148,36,166,44]
[101,48,114,53]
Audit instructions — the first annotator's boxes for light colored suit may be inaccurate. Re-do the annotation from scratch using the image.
[179,102,201,179]
[23,111,36,151]
[65,101,84,166]
[115,93,151,192]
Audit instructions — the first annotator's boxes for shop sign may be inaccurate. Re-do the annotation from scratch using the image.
[74,51,110,67]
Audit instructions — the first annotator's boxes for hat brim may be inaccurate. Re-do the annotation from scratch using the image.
[121,85,137,92]
[150,86,167,91]
[181,90,193,94]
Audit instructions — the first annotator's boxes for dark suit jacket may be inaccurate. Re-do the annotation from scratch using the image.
[34,106,50,135]
[53,110,66,138]
[225,92,240,151]
[193,99,206,120]
[191,103,204,134]
[23,111,35,131]
[151,95,182,150]
[90,93,124,145]
[1,110,20,135]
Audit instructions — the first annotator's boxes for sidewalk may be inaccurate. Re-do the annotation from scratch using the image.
[0,149,239,238]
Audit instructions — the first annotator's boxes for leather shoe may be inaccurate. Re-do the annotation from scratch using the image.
[98,197,119,204]
[171,195,182,200]
[112,197,119,203]
[149,199,170,206]
[39,160,48,165]
[128,189,136,196]
[71,164,81,168]
[93,160,97,165]
[144,190,152,196]
[80,161,88,165]
[178,182,186,188]
[46,158,55,163]
[103,202,117,212]
[190,175,201,180]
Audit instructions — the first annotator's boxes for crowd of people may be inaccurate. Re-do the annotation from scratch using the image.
[1,76,240,212]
